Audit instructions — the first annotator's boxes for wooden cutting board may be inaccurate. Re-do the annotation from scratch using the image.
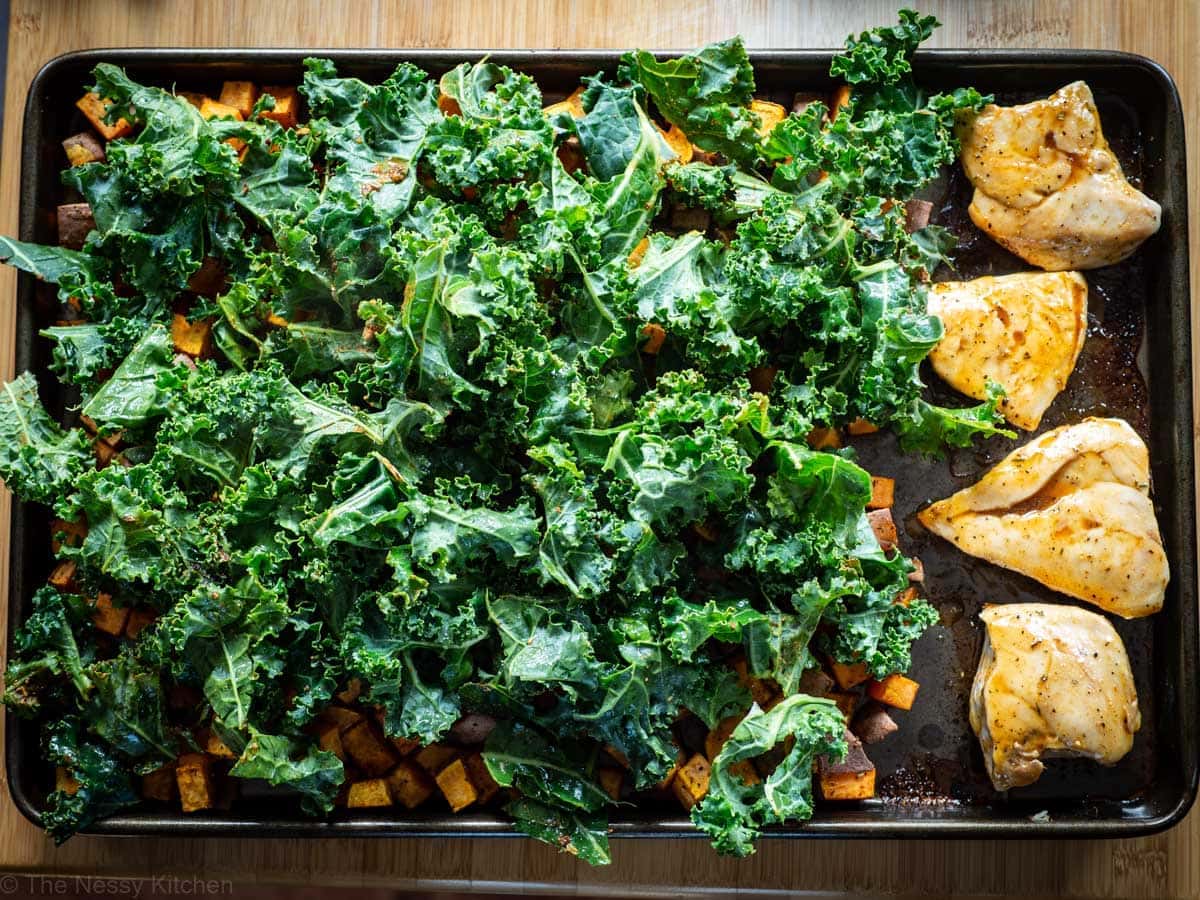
[1,1,1196,896]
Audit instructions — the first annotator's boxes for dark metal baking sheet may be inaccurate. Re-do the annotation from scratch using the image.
[5,48,1196,840]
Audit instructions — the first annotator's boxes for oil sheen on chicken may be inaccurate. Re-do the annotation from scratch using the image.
[918,418,1168,618]
[927,271,1088,430]
[971,602,1140,791]
[957,81,1161,270]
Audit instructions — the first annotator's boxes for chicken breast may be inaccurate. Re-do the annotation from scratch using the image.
[918,418,1168,618]
[958,81,1161,270]
[927,271,1088,430]
[971,603,1140,791]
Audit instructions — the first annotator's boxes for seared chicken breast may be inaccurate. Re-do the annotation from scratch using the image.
[918,418,1168,618]
[928,271,1088,430]
[971,603,1140,791]
[958,81,1161,270]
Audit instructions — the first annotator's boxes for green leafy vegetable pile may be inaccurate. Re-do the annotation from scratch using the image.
[0,10,997,860]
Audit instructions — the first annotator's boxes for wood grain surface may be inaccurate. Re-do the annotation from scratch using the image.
[1,1,1197,897]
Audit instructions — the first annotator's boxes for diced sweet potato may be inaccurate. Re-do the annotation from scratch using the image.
[219,81,259,119]
[627,236,651,268]
[202,728,237,760]
[543,86,586,119]
[656,123,694,163]
[603,744,630,769]
[62,131,106,166]
[807,426,842,450]
[598,766,624,802]
[704,714,742,762]
[750,99,786,137]
[347,778,392,808]
[57,203,96,250]
[76,92,133,141]
[729,759,761,786]
[340,720,399,776]
[317,724,346,761]
[829,658,870,690]
[672,753,711,810]
[435,759,478,812]
[852,702,899,745]
[199,98,243,122]
[387,759,436,809]
[829,85,853,121]
[556,135,585,174]
[94,438,121,469]
[414,743,458,774]
[731,656,779,708]
[141,764,176,802]
[186,257,227,296]
[449,713,497,746]
[867,508,898,552]
[847,418,880,435]
[669,204,711,232]
[868,476,895,510]
[171,314,214,359]
[894,586,919,607]
[90,593,129,636]
[640,322,667,354]
[124,607,157,639]
[178,92,207,110]
[437,93,462,117]
[748,365,778,394]
[48,560,78,591]
[463,752,500,805]
[904,198,934,233]
[50,518,87,553]
[866,674,920,711]
[55,766,80,796]
[258,86,301,128]
[319,706,365,734]
[175,753,215,812]
[818,730,875,801]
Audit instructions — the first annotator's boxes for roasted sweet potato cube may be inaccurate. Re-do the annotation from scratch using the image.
[729,759,761,787]
[866,674,920,711]
[829,658,871,690]
[258,86,301,128]
[414,743,458,774]
[386,759,436,809]
[904,198,934,233]
[597,766,624,802]
[178,92,207,110]
[50,518,87,552]
[656,123,694,163]
[868,476,895,510]
[867,508,898,552]
[57,203,96,250]
[319,706,365,734]
[90,593,129,636]
[141,764,176,802]
[845,418,877,436]
[335,677,363,704]
[347,778,392,808]
[449,713,496,746]
[807,426,842,450]
[199,98,243,122]
[186,257,227,296]
[640,323,667,354]
[542,86,586,119]
[124,606,157,639]
[171,314,214,359]
[76,92,132,140]
[55,766,80,796]
[435,759,478,812]
[894,586,919,607]
[669,204,710,232]
[603,744,630,769]
[749,99,786,137]
[828,691,860,720]
[94,438,121,469]
[830,85,853,120]
[797,667,835,697]
[820,767,876,800]
[202,728,237,760]
[340,720,398,776]
[627,236,651,268]
[556,135,585,174]
[317,724,346,761]
[175,753,215,812]
[731,656,779,708]
[62,131,106,166]
[463,752,500,805]
[705,714,742,762]
[852,702,899,745]
[748,365,778,394]
[219,81,259,119]
[792,91,825,115]
[657,749,687,790]
[672,753,711,810]
[48,560,78,592]
[437,93,462,117]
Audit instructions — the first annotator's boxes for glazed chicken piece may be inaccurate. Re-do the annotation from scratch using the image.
[927,271,1088,430]
[958,81,1161,270]
[918,418,1168,618]
[971,602,1140,791]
